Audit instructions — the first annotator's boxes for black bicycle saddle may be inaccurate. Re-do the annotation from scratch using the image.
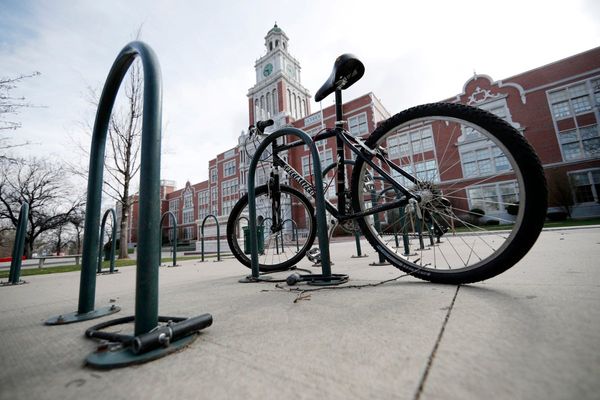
[314,54,365,102]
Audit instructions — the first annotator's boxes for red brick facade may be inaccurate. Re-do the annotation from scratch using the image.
[123,31,600,247]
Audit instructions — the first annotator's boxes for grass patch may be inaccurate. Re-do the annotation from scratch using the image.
[0,256,204,279]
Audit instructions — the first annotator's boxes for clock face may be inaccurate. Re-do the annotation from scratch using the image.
[286,64,294,76]
[263,63,273,77]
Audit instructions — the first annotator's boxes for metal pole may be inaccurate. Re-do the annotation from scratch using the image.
[9,203,29,284]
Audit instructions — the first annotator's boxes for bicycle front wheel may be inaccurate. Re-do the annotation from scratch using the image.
[351,103,547,284]
[226,184,316,272]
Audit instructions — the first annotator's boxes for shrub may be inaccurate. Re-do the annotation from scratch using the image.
[547,211,568,221]
[469,208,485,217]
[505,202,519,216]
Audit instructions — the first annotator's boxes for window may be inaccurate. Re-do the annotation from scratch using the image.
[222,179,239,197]
[183,191,193,209]
[391,159,440,187]
[198,190,210,221]
[210,168,217,183]
[183,209,194,224]
[461,145,511,178]
[301,155,311,176]
[387,126,434,158]
[558,124,600,161]
[549,83,594,119]
[222,200,236,216]
[168,199,180,226]
[223,160,236,177]
[211,187,218,214]
[183,226,193,240]
[348,113,368,136]
[570,169,600,203]
[467,181,519,214]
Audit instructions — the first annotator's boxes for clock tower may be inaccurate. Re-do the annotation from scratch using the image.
[247,23,311,128]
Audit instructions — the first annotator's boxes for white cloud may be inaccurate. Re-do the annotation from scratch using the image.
[2,0,598,190]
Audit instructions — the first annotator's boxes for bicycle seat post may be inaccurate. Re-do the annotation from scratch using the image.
[335,89,344,127]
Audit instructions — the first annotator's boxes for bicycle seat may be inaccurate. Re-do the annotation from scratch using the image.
[314,54,365,102]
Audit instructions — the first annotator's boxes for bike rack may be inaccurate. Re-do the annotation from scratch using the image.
[200,214,221,262]
[160,211,178,267]
[45,41,212,368]
[351,229,368,258]
[1,203,29,286]
[241,127,347,286]
[369,188,390,266]
[260,217,287,254]
[97,208,118,274]
[280,218,299,252]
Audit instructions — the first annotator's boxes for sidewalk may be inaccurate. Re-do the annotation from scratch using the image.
[0,228,598,399]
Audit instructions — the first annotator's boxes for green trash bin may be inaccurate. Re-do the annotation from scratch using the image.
[243,225,264,254]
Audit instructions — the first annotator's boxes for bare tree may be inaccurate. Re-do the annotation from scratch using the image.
[70,59,143,259]
[69,208,86,254]
[0,72,41,158]
[0,158,84,258]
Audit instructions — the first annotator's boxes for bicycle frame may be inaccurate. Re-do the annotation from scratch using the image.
[267,127,419,223]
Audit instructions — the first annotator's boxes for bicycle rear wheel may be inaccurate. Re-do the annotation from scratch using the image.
[226,184,316,272]
[351,103,547,284]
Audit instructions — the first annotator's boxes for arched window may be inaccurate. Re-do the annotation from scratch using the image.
[272,89,277,114]
[260,95,264,119]
[269,42,273,51]
[275,40,279,47]
[266,94,271,117]
[302,99,306,118]
[288,89,292,115]
[254,99,259,121]
[292,93,297,118]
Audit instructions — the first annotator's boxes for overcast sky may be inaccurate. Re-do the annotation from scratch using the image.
[2,0,599,191]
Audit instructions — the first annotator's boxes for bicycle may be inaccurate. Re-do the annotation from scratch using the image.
[226,54,547,284]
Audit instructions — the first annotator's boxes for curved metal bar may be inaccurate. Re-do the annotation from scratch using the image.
[201,214,220,262]
[247,127,331,280]
[74,41,162,335]
[160,211,177,267]
[280,218,299,252]
[97,209,117,273]
[8,203,29,284]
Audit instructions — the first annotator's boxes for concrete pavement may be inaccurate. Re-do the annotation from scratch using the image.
[0,228,598,399]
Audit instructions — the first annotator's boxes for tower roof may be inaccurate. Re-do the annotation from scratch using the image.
[267,23,283,35]
[266,23,289,40]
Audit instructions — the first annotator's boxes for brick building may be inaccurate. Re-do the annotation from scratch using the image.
[121,25,600,248]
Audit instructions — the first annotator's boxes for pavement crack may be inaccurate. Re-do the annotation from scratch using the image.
[413,285,460,400]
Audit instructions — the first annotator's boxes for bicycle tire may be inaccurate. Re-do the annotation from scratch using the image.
[226,184,317,272]
[350,102,547,284]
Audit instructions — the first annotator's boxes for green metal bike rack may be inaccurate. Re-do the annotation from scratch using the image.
[368,188,390,266]
[160,211,177,267]
[242,127,346,286]
[200,214,221,262]
[44,41,211,368]
[2,203,29,286]
[351,228,368,259]
[97,208,118,274]
[259,217,285,254]
[280,218,299,252]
